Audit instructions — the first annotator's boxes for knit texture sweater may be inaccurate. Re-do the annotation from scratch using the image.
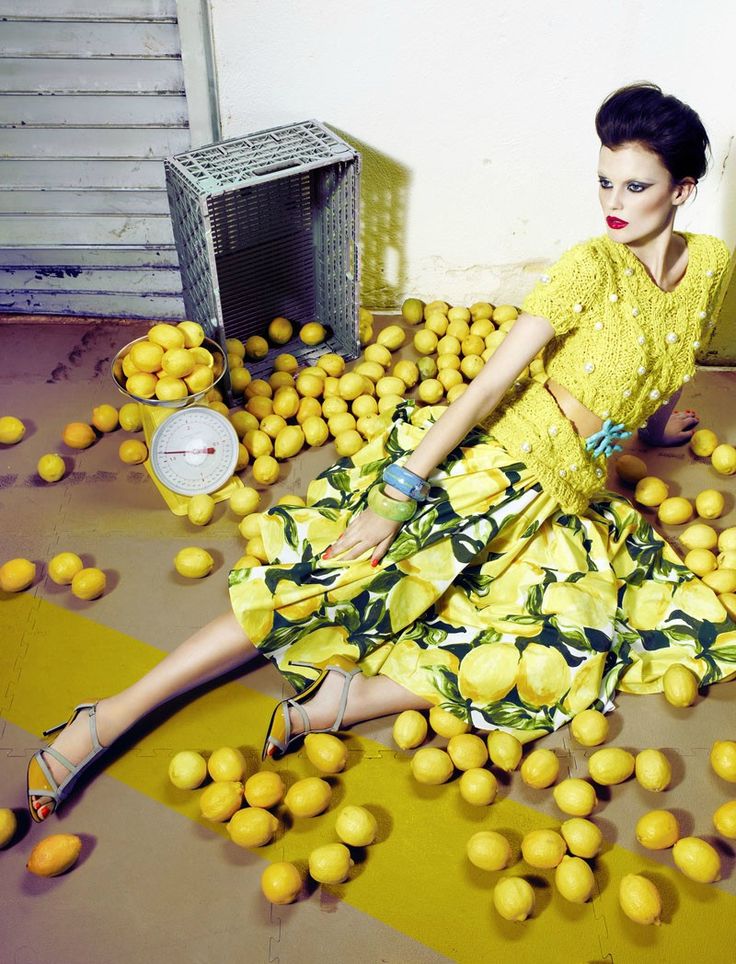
[484,232,730,513]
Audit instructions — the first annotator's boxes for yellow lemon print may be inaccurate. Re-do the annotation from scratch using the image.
[389,576,439,633]
[516,642,571,707]
[458,643,519,703]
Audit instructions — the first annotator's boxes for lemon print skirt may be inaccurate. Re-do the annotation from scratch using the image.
[229,401,736,741]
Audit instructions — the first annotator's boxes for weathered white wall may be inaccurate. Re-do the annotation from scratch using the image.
[211,0,736,308]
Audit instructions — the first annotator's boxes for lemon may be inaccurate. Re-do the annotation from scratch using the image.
[619,874,661,925]
[302,415,329,447]
[487,731,523,771]
[411,747,454,785]
[719,527,736,552]
[174,547,214,578]
[227,351,244,370]
[377,394,403,414]
[243,335,268,359]
[412,330,438,356]
[190,346,215,367]
[416,357,438,382]
[48,551,83,586]
[225,337,245,359]
[184,365,214,394]
[230,487,261,517]
[274,425,305,460]
[718,551,736,569]
[703,569,736,593]
[148,322,185,350]
[243,429,272,459]
[460,355,484,380]
[37,453,66,483]
[713,800,736,838]
[276,493,305,507]
[232,410,261,438]
[417,379,444,404]
[712,443,736,475]
[662,663,699,706]
[614,453,648,484]
[335,805,378,846]
[690,428,719,457]
[392,710,428,749]
[635,809,679,849]
[89,403,118,433]
[392,359,419,388]
[351,394,378,419]
[459,768,498,806]
[267,315,293,344]
[0,415,25,444]
[634,476,669,507]
[470,301,494,320]
[199,780,243,821]
[207,746,247,783]
[520,748,560,789]
[118,439,148,465]
[261,862,302,904]
[467,830,512,870]
[185,493,215,527]
[438,369,463,392]
[230,368,252,394]
[118,402,142,432]
[299,321,327,346]
[70,567,106,600]
[252,454,279,485]
[400,297,424,324]
[228,807,279,847]
[284,777,332,817]
[493,305,518,323]
[553,778,597,816]
[62,421,97,449]
[239,513,263,540]
[177,320,205,348]
[155,376,188,401]
[126,371,158,399]
[588,747,635,785]
[569,708,609,746]
[0,808,17,848]
[376,324,406,351]
[161,347,195,379]
[428,706,470,738]
[333,372,361,402]
[684,547,717,576]
[634,749,671,791]
[232,553,261,570]
[493,876,535,922]
[710,740,736,781]
[681,523,718,551]
[243,772,284,811]
[309,842,353,884]
[560,818,603,858]
[304,733,348,774]
[695,488,725,519]
[130,339,165,373]
[334,430,363,457]
[375,375,406,399]
[425,312,448,336]
[168,750,208,789]
[358,319,373,345]
[447,733,489,771]
[521,829,566,869]
[355,360,385,384]
[657,496,693,525]
[0,558,36,593]
[672,836,721,882]
[437,334,461,356]
[719,592,736,619]
[424,300,449,317]
[555,855,595,903]
[26,834,82,877]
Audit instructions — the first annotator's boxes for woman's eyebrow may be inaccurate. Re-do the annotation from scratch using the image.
[597,173,655,184]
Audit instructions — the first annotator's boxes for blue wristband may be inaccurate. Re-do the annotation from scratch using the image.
[382,463,430,501]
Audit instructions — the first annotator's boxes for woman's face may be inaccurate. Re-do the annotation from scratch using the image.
[598,141,692,245]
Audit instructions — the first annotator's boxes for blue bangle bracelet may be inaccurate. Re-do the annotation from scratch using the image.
[382,463,430,501]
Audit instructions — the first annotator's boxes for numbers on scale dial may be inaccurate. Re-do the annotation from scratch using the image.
[150,408,239,495]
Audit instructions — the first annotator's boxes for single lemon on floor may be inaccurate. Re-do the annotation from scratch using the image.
[681,523,718,551]
[274,425,305,460]
[695,488,725,519]
[634,476,669,507]
[520,748,560,788]
[401,297,425,324]
[635,749,671,791]
[710,740,736,782]
[168,750,207,789]
[174,547,214,578]
[208,746,247,782]
[229,487,261,517]
[244,335,269,359]
[487,731,523,771]
[91,403,119,432]
[309,842,353,884]
[376,324,406,351]
[411,747,454,785]
[636,809,679,849]
[268,316,293,344]
[284,777,332,817]
[62,421,96,449]
[555,855,595,903]
[228,807,279,847]
[493,876,535,922]
[0,808,17,847]
[560,818,602,858]
[690,428,719,457]
[245,771,285,809]
[447,733,489,771]
[118,403,142,432]
[713,800,736,838]
[335,805,378,846]
[428,705,470,738]
[684,547,717,576]
[299,321,327,346]
[200,780,243,821]
[619,874,661,925]
[187,493,215,526]
[662,663,699,706]
[521,828,567,869]
[0,558,36,593]
[459,768,498,806]
[712,443,736,475]
[553,778,597,816]
[261,862,302,904]
[392,710,428,749]
[0,415,25,444]
[304,733,348,774]
[467,830,512,871]
[614,453,648,484]
[26,834,82,877]
[570,708,609,746]
[48,551,83,586]
[252,454,279,485]
[588,747,635,785]
[672,836,721,882]
[37,453,66,483]
[118,439,148,464]
[657,496,693,525]
[71,567,106,600]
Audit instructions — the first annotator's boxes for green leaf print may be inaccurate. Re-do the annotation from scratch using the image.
[430,665,465,704]
[478,700,551,731]
[521,520,540,539]
[328,469,353,495]
[270,507,298,549]
[228,568,252,586]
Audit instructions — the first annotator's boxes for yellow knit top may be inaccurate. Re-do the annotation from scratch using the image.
[484,232,731,513]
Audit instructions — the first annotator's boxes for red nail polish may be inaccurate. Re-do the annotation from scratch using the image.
[38,804,51,819]
[371,559,378,567]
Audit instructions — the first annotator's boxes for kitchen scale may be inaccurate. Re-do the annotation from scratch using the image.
[111,335,243,515]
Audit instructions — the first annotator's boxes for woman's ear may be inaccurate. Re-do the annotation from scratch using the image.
[673,177,697,206]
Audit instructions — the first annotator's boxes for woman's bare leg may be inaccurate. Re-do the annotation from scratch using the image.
[32,610,257,817]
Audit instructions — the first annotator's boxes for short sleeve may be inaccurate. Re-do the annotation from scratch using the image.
[521,241,601,337]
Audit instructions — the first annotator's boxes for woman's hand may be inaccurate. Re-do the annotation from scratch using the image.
[323,508,401,566]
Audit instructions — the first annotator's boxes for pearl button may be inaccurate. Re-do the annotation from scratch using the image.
[573,303,583,313]
[650,388,661,400]
[624,267,634,276]
[665,332,678,344]
[570,463,578,472]
[631,307,639,317]
[638,365,647,375]
[637,335,645,345]
[583,361,595,374]
[559,469,567,478]
[623,388,632,398]
[594,321,603,331]
[541,274,551,283]
[699,311,708,319]
[601,411,610,419]
[683,374,691,383]
[706,269,714,277]
[595,468,604,478]
[547,425,559,437]
[693,340,700,348]
[609,293,618,302]
[521,441,532,453]
[640,422,648,429]
[707,321,715,328]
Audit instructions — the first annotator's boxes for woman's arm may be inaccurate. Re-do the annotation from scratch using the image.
[638,389,700,447]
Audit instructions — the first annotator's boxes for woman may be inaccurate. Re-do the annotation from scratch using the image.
[28,82,736,822]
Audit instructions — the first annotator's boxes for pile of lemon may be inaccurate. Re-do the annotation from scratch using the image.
[117,320,220,402]
[390,703,735,925]
[167,733,378,903]
[0,551,105,599]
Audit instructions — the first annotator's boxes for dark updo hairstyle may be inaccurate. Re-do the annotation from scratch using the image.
[595,82,710,184]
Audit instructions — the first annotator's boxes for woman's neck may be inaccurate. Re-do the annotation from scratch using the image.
[624,223,688,292]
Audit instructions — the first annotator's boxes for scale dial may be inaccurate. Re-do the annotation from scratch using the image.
[149,407,239,496]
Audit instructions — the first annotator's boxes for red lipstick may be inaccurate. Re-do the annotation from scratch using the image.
[607,216,628,229]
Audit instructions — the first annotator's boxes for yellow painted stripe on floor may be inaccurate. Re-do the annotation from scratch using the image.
[4,592,736,963]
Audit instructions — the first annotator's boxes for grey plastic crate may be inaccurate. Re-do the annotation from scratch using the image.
[165,120,361,399]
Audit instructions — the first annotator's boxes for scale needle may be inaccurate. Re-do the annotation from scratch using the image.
[162,447,216,455]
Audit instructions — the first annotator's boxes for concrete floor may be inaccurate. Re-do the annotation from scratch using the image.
[1,316,735,964]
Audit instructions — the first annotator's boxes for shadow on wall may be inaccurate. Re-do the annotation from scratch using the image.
[328,125,411,310]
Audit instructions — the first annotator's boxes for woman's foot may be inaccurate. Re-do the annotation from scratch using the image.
[284,669,353,739]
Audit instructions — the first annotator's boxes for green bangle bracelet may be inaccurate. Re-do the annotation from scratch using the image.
[368,483,417,522]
